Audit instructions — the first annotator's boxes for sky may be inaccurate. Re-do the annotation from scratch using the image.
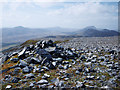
[1,0,118,30]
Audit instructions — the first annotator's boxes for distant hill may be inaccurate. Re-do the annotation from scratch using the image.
[70,26,119,37]
[2,26,119,44]
[2,26,67,43]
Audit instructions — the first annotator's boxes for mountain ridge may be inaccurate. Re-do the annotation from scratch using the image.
[2,26,119,43]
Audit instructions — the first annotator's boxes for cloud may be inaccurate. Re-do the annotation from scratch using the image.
[0,0,119,2]
[46,2,118,29]
[48,2,117,16]
[1,2,118,30]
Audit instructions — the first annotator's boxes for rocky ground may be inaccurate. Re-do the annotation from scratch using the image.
[0,36,120,90]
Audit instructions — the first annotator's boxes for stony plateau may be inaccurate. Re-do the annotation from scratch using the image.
[0,36,120,89]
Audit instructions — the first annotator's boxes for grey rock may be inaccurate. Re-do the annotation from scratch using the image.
[29,57,41,64]
[22,66,30,73]
[52,78,59,86]
[64,78,69,81]
[18,47,27,59]
[58,81,64,87]
[12,77,21,83]
[42,66,49,71]
[45,47,56,52]
[76,81,83,88]
[84,62,91,66]
[10,58,19,63]
[52,62,57,67]
[5,75,11,81]
[48,85,54,89]
[24,73,35,79]
[101,86,110,89]
[64,65,69,70]
[12,68,20,75]
[19,60,27,68]
[37,49,52,60]
[62,61,69,65]
[86,76,94,80]
[44,73,50,78]
[58,65,64,69]
[47,40,54,47]
[53,58,63,62]
[48,62,56,69]
[75,70,80,74]
[37,79,48,84]
[41,57,50,65]
[6,85,12,89]
[29,83,34,87]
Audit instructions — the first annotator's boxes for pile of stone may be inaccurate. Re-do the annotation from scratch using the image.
[1,37,120,89]
[1,40,80,89]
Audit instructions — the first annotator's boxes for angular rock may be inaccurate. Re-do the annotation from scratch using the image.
[19,60,27,68]
[75,70,80,74]
[58,65,64,69]
[10,58,19,63]
[47,40,54,47]
[48,62,56,69]
[41,57,50,65]
[6,85,12,89]
[44,73,50,78]
[22,66,30,73]
[37,79,48,84]
[5,75,11,81]
[42,66,49,71]
[24,73,35,79]
[29,83,34,87]
[86,76,94,80]
[29,57,41,64]
[12,68,20,75]
[18,47,27,59]
[12,77,21,83]
[64,65,69,70]
[52,58,63,62]
[45,47,56,52]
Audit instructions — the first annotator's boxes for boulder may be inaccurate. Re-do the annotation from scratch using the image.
[22,66,30,73]
[12,68,20,75]
[37,49,52,60]
[29,57,41,64]
[5,75,11,81]
[86,76,94,80]
[101,86,110,89]
[6,85,12,89]
[58,65,64,69]
[47,40,54,47]
[24,73,35,79]
[19,60,27,68]
[47,62,56,69]
[44,73,50,78]
[10,58,19,63]
[76,81,84,88]
[29,83,34,87]
[37,79,48,84]
[45,47,56,52]
[42,66,49,71]
[40,40,47,48]
[12,77,21,83]
[2,55,10,63]
[58,81,64,87]
[52,58,63,62]
[18,47,27,59]
[75,70,80,74]
[41,57,50,65]
[64,65,69,70]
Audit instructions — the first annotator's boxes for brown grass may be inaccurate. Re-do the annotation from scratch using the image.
[21,40,39,46]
